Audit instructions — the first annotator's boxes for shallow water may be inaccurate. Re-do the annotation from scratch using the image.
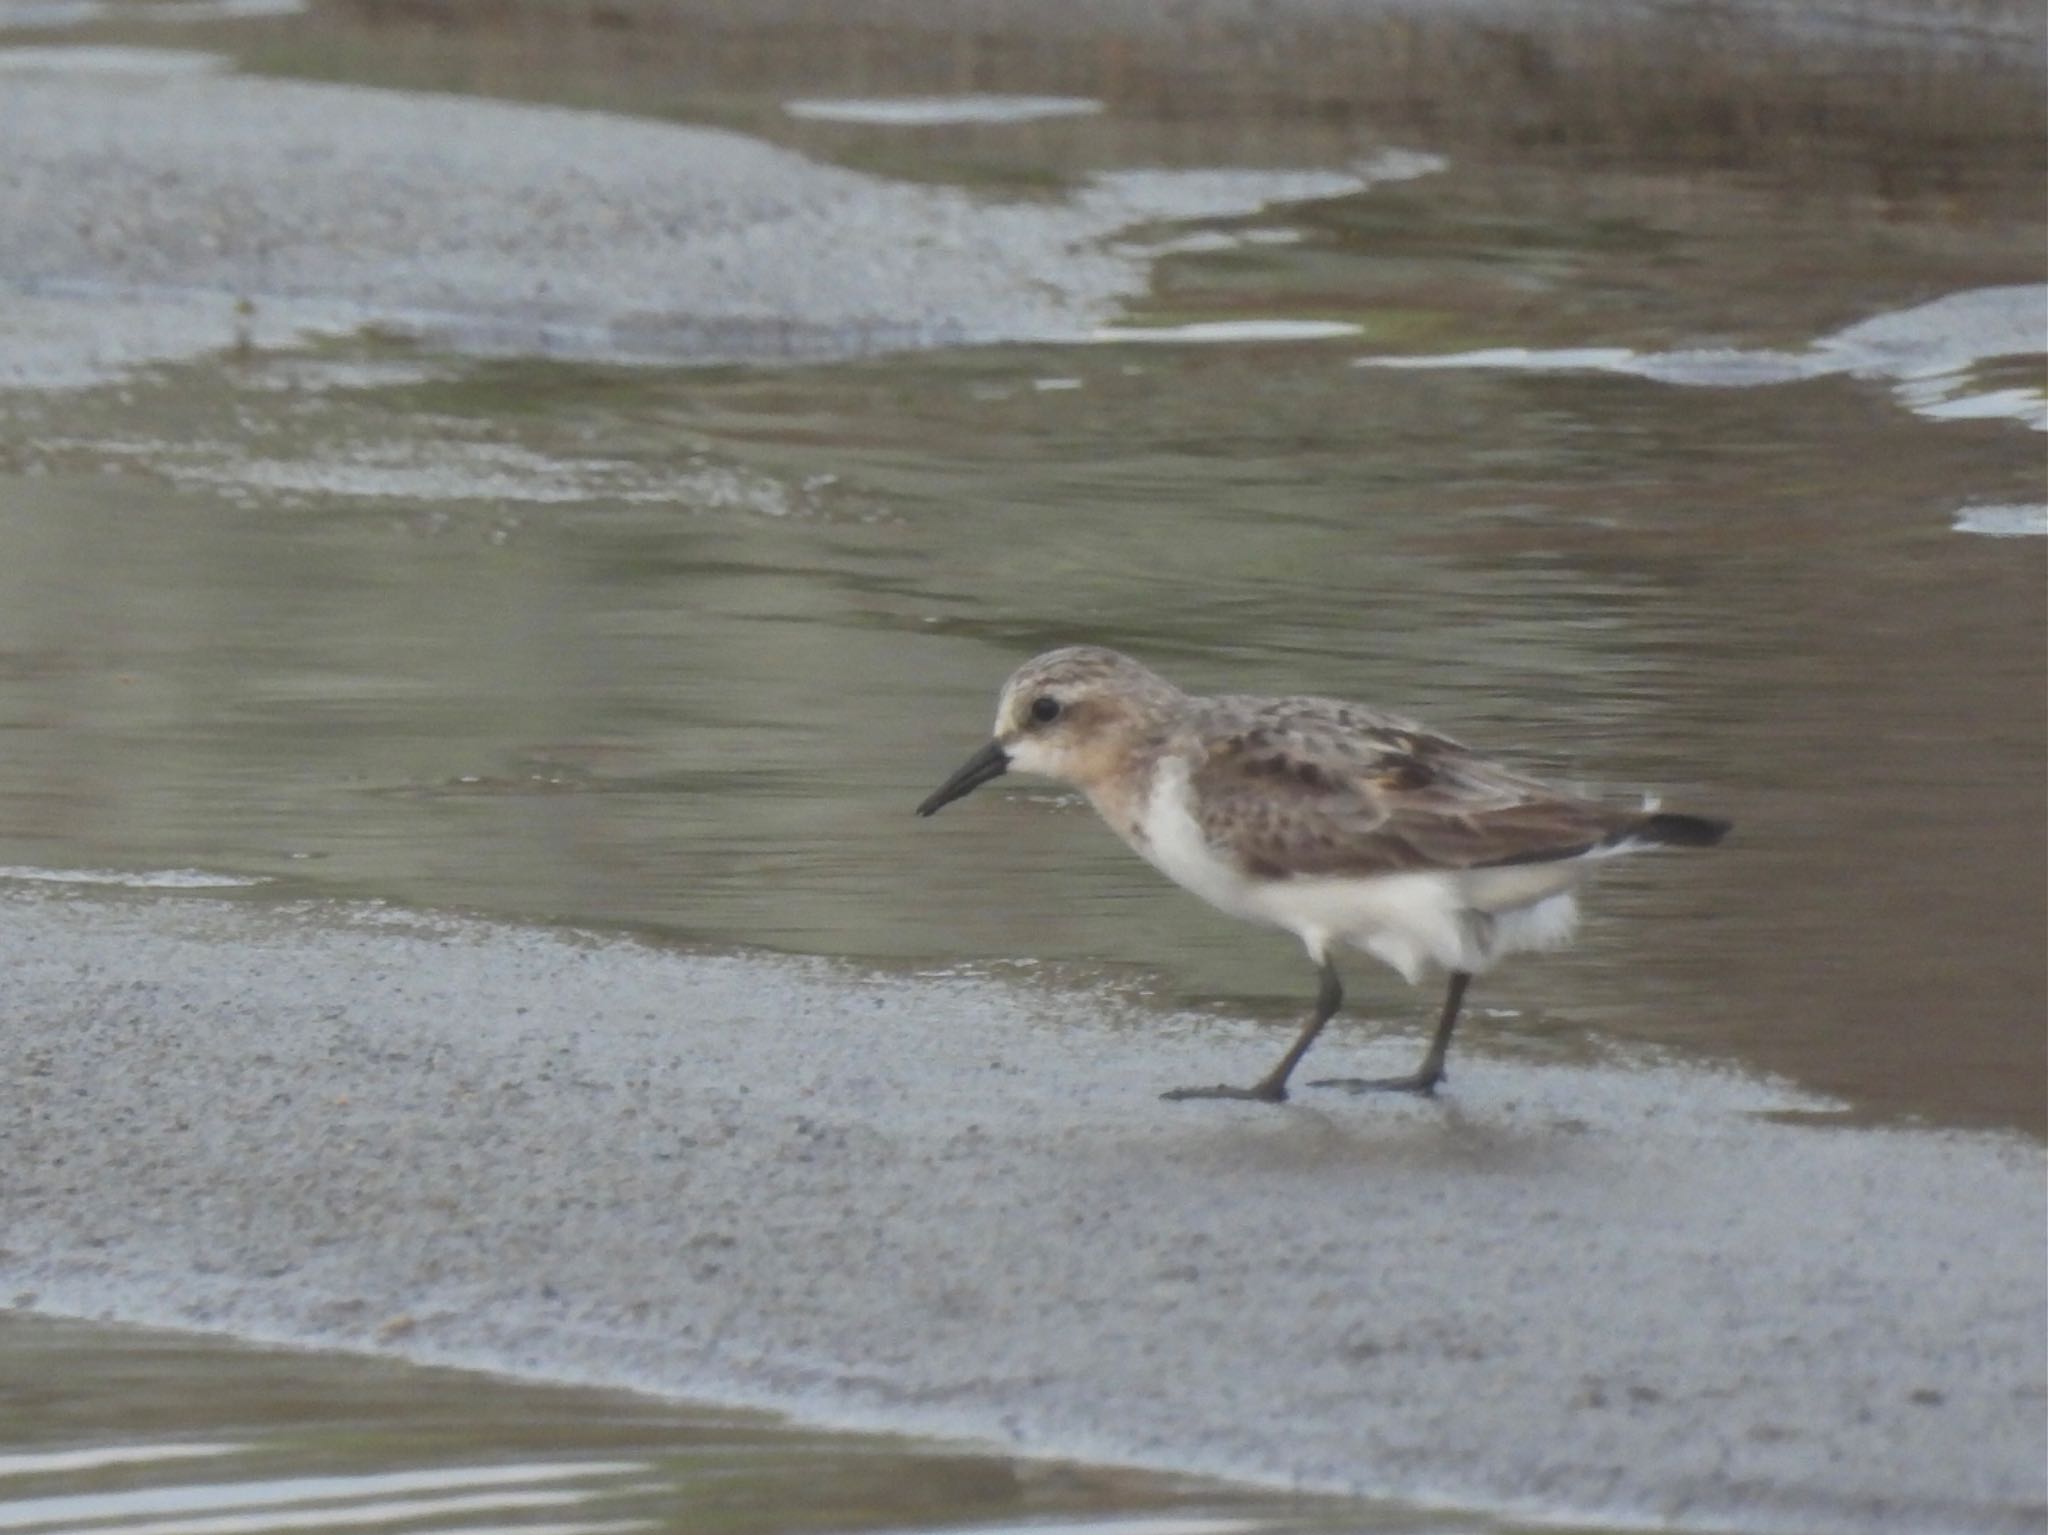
[3,288,2039,1131]
[0,0,2043,1526]
[0,1314,1384,1534]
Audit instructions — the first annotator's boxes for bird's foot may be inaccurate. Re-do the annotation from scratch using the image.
[1307,1071,1443,1096]
[1162,1080,1288,1104]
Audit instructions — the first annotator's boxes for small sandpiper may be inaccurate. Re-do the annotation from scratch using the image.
[916,646,1728,1103]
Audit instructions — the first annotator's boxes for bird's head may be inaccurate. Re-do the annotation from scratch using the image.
[915,646,1181,816]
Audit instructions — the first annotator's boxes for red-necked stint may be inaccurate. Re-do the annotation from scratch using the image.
[917,646,1729,1103]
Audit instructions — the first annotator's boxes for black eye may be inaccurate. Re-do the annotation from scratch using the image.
[1029,695,1061,725]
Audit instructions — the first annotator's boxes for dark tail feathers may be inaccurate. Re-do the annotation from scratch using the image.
[1631,811,1731,848]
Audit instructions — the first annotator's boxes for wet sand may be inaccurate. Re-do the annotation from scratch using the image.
[4,887,2042,1532]
[0,54,1427,387]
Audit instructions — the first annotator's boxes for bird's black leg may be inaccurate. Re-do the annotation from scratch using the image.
[1309,970,1470,1096]
[1163,959,1342,1105]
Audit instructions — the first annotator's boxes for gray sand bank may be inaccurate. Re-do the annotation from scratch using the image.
[0,55,1428,388]
[3,888,2042,1532]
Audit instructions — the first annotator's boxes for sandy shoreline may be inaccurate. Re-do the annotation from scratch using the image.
[4,887,2041,1532]
[0,55,1437,389]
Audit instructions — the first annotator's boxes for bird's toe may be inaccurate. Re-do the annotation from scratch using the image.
[1308,1073,1442,1096]
[1162,1082,1288,1104]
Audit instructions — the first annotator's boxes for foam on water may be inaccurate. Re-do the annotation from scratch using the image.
[25,426,843,512]
[162,442,806,511]
[0,865,264,888]
[1087,320,1364,344]
[0,1445,246,1478]
[1953,503,2048,537]
[1358,285,2048,431]
[135,0,307,16]
[0,0,302,23]
[785,95,1104,126]
[0,1458,651,1534]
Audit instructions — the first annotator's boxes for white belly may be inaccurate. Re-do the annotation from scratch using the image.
[1127,757,1284,925]
[1127,757,1585,983]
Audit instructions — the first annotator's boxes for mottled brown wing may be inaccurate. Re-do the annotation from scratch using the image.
[1186,697,1628,879]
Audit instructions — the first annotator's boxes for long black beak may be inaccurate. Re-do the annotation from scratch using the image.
[916,740,1009,817]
